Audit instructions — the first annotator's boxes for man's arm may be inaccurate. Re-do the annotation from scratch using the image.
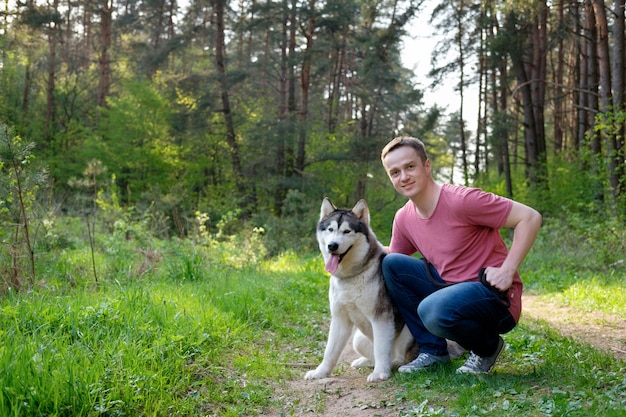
[485,201,542,291]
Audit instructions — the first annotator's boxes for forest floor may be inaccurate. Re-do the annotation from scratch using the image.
[261,295,626,417]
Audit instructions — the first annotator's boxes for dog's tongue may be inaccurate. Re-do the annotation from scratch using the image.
[325,254,340,274]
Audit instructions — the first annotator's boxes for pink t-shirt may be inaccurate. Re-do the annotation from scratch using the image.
[389,184,523,322]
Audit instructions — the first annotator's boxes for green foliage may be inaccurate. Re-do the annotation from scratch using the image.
[473,151,621,220]
[95,79,183,204]
[521,215,626,310]
[0,125,40,220]
[187,207,270,268]
[0,51,26,129]
[0,124,48,289]
[592,108,626,215]
[250,189,319,256]
[68,159,108,213]
[1,0,625,244]
[541,154,601,216]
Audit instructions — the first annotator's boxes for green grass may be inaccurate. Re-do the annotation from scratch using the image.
[0,284,253,415]
[393,324,625,416]
[0,249,326,416]
[520,217,626,317]
[0,219,625,416]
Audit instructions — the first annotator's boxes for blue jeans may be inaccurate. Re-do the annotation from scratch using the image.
[382,253,517,357]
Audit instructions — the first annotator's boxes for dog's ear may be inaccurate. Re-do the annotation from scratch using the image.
[351,199,370,225]
[320,197,336,219]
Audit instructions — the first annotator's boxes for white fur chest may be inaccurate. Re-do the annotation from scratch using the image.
[329,276,379,319]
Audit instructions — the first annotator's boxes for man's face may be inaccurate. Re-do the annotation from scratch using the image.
[383,145,431,199]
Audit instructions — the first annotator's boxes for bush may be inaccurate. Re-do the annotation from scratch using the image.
[521,214,626,293]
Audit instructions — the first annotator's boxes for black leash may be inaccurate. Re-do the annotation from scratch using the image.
[478,267,511,308]
[423,258,450,289]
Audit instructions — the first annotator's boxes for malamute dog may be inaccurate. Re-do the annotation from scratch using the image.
[304,198,417,382]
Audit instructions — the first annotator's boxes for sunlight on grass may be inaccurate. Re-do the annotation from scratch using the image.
[261,251,321,273]
[554,277,626,316]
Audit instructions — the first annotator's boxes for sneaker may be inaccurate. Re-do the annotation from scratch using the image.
[398,353,450,373]
[456,336,505,374]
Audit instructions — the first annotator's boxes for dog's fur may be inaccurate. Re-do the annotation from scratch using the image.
[304,198,418,382]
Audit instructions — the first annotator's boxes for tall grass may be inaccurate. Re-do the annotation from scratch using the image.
[521,216,626,316]
[0,283,250,415]
[0,242,326,416]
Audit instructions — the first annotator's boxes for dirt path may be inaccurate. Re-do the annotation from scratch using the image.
[522,295,626,362]
[261,295,626,417]
[266,341,407,417]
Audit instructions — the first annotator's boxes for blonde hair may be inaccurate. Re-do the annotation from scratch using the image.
[381,136,429,164]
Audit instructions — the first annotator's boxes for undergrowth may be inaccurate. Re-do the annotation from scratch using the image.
[520,216,626,317]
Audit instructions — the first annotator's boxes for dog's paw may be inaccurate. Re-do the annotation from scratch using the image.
[351,357,374,368]
[366,370,390,382]
[304,369,329,380]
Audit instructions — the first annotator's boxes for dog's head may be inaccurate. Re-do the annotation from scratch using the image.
[317,198,373,276]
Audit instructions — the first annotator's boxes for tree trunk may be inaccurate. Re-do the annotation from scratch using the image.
[578,1,592,153]
[591,0,612,112]
[149,0,165,77]
[474,45,484,177]
[62,1,71,64]
[82,1,92,69]
[506,7,548,189]
[582,0,603,201]
[273,0,289,213]
[213,0,244,194]
[45,0,60,144]
[297,0,316,173]
[591,0,621,201]
[476,1,496,179]
[611,0,626,203]
[529,1,548,166]
[327,35,346,134]
[97,0,112,107]
[586,0,601,156]
[286,0,296,172]
[456,0,469,186]
[569,0,582,152]
[21,61,31,131]
[553,0,565,154]
[500,63,513,198]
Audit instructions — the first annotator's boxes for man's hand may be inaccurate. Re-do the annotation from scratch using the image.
[482,266,514,292]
